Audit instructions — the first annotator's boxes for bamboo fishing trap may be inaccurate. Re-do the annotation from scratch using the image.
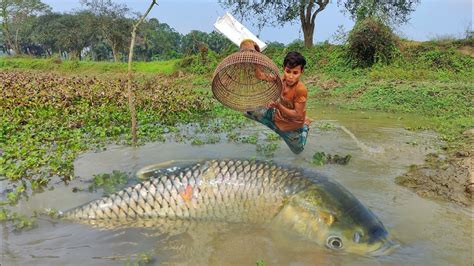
[211,41,282,112]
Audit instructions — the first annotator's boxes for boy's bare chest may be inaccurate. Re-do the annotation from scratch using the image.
[281,86,295,100]
[280,86,296,108]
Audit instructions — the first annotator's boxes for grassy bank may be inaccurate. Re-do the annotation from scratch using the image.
[0,56,180,75]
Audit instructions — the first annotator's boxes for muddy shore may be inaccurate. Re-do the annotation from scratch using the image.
[396,133,473,207]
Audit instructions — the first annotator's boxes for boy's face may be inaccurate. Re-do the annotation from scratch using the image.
[283,65,304,87]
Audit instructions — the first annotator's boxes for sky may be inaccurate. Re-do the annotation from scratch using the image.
[42,0,473,45]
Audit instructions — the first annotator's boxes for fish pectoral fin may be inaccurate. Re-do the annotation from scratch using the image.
[319,211,335,226]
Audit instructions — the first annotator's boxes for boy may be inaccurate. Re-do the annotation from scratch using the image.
[246,51,311,154]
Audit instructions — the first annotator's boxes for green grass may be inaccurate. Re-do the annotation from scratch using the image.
[0,56,178,74]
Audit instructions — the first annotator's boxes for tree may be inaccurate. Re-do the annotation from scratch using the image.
[0,0,50,54]
[207,31,233,54]
[220,0,420,48]
[55,12,95,59]
[338,0,420,25]
[81,0,132,62]
[136,18,182,61]
[219,0,330,48]
[30,13,63,56]
[181,30,209,55]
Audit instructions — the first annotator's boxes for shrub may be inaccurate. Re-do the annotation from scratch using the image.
[177,50,220,74]
[347,17,398,67]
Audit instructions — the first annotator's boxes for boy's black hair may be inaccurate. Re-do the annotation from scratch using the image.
[283,51,306,70]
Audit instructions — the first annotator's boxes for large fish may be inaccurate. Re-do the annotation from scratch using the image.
[63,159,395,256]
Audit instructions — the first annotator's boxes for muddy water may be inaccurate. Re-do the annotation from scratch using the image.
[2,107,473,265]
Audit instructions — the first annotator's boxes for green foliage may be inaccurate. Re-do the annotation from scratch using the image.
[191,138,204,145]
[4,182,27,205]
[265,132,280,141]
[264,42,350,74]
[125,252,155,266]
[312,152,327,166]
[317,122,336,131]
[347,18,398,67]
[0,208,37,231]
[312,152,352,166]
[88,171,131,195]
[137,18,183,61]
[177,50,221,74]
[240,134,258,145]
[0,208,8,221]
[256,143,279,157]
[219,0,330,47]
[338,0,420,26]
[0,57,178,74]
[0,70,213,201]
[354,82,472,117]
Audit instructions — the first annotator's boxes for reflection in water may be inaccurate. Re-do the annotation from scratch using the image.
[2,107,472,266]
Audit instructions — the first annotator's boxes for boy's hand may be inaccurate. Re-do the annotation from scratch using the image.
[266,101,279,109]
[266,73,277,82]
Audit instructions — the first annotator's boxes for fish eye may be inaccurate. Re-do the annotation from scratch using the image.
[326,236,343,250]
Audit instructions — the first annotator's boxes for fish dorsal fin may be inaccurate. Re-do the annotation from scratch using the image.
[136,159,202,179]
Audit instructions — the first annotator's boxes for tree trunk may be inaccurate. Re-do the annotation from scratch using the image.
[302,23,314,48]
[126,0,157,145]
[112,43,119,62]
[299,0,329,48]
[14,27,21,54]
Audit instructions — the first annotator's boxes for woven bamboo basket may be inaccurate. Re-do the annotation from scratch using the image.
[211,48,282,112]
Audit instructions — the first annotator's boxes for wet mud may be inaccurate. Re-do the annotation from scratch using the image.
[396,152,473,207]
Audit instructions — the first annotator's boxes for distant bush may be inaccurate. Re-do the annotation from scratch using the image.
[347,18,398,67]
[177,50,220,74]
[286,40,305,52]
[397,41,474,72]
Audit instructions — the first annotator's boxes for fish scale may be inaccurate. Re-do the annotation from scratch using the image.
[63,160,310,223]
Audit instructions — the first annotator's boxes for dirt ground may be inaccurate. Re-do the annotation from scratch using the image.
[396,150,473,207]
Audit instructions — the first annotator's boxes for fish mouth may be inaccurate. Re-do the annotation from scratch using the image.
[367,239,399,256]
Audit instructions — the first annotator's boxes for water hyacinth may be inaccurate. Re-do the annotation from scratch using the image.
[0,71,213,195]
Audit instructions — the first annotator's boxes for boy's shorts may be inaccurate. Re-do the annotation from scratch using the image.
[244,108,309,154]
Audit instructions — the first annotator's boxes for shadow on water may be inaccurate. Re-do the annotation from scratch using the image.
[2,107,472,265]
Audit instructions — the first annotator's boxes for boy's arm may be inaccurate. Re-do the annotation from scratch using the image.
[268,85,307,120]
[270,101,305,120]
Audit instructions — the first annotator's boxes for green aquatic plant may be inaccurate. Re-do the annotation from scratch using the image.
[226,131,239,142]
[256,143,279,158]
[312,152,327,166]
[265,132,280,141]
[191,138,205,145]
[125,251,155,266]
[0,208,37,231]
[88,171,131,195]
[0,208,8,221]
[4,182,27,205]
[317,122,336,130]
[312,152,352,166]
[205,135,221,144]
[0,71,214,203]
[240,134,258,144]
